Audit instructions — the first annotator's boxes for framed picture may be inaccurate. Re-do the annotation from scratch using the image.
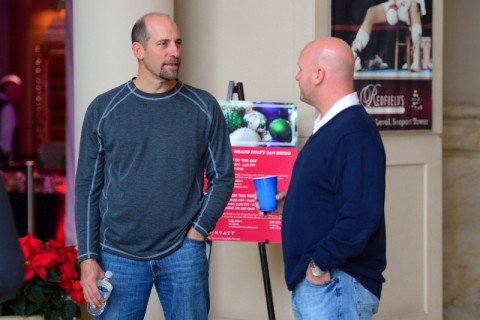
[331,0,433,130]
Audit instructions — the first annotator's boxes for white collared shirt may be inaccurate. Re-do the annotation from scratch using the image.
[313,92,360,134]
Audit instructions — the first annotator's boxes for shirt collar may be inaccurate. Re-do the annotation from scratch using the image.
[313,92,359,134]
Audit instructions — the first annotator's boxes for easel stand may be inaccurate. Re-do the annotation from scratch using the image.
[258,241,276,320]
[226,81,276,320]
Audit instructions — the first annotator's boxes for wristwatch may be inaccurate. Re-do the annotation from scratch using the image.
[309,259,327,277]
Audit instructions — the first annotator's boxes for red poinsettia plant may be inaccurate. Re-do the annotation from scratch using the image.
[0,234,86,320]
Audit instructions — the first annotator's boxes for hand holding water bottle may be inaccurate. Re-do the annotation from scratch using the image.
[87,270,113,316]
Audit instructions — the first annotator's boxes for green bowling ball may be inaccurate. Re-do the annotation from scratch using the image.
[269,118,292,142]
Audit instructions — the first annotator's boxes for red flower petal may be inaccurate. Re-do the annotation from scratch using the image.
[68,280,86,304]
[31,250,61,280]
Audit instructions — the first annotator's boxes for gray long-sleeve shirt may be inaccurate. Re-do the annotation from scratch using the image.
[75,80,234,262]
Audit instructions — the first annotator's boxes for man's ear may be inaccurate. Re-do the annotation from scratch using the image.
[313,67,325,85]
[132,42,144,60]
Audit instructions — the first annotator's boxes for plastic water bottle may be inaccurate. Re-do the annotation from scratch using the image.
[87,271,113,316]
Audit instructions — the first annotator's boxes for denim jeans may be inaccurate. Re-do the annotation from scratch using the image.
[97,238,209,320]
[291,269,379,320]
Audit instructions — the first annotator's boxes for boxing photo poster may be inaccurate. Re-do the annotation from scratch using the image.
[331,0,433,130]
[208,101,298,243]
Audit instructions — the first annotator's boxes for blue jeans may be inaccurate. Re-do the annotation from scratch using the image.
[97,238,209,320]
[291,269,379,320]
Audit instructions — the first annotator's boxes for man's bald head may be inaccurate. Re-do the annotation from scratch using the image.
[303,37,354,85]
[296,37,355,115]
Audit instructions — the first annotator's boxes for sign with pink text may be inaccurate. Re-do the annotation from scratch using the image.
[208,100,297,243]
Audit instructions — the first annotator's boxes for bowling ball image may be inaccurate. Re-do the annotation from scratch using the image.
[268,118,292,142]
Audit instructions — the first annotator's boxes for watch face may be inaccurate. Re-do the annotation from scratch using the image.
[311,266,323,277]
[309,259,323,277]
[309,259,325,277]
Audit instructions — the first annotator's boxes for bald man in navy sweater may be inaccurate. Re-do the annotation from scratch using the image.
[255,37,386,319]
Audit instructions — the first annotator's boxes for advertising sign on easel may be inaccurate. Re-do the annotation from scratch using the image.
[206,82,298,320]
[209,99,298,243]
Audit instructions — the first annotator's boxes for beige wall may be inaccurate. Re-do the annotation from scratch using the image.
[174,0,317,145]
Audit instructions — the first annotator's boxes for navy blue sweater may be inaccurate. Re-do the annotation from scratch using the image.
[282,104,386,299]
[75,80,234,262]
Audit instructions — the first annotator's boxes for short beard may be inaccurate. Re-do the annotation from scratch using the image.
[159,70,178,81]
[160,60,180,81]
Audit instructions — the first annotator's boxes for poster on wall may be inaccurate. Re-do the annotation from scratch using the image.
[208,100,298,243]
[331,0,433,130]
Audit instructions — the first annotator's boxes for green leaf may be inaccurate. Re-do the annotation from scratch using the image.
[10,299,28,315]
[25,303,42,317]
[51,291,65,309]
[44,308,61,320]
[26,285,47,307]
[46,268,62,283]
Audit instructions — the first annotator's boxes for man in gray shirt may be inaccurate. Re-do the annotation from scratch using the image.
[75,12,234,320]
